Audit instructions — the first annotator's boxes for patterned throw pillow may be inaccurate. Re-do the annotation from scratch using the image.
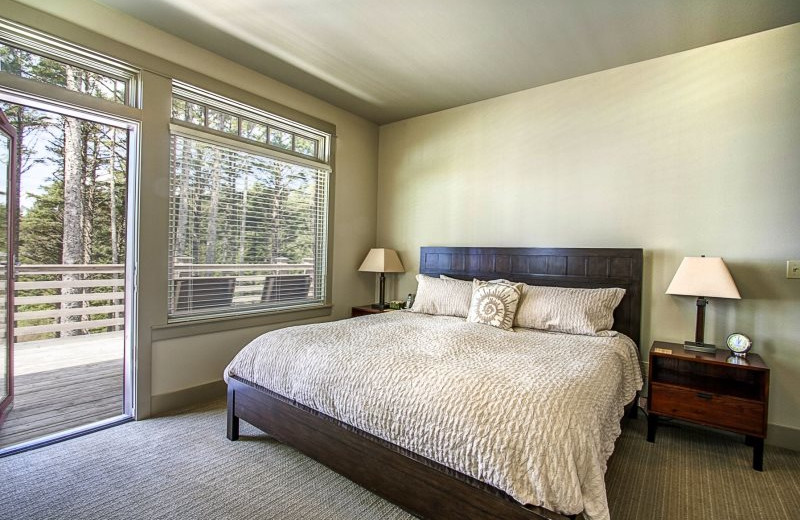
[467,280,524,330]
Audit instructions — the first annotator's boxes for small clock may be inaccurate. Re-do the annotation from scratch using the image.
[726,332,752,357]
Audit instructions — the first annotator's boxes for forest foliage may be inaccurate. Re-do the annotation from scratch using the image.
[2,43,322,268]
[1,43,323,339]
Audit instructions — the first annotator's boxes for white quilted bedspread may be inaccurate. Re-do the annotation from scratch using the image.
[224,311,642,520]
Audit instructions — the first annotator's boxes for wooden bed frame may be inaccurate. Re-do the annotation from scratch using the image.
[227,246,643,520]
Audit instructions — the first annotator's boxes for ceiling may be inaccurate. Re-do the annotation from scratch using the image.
[95,0,800,124]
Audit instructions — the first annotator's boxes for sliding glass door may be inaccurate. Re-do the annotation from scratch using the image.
[0,96,134,449]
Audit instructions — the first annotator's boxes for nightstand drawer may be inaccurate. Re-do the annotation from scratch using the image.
[650,382,765,436]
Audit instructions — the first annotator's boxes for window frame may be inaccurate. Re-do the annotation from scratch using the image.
[171,81,329,164]
[1,3,339,421]
[167,82,332,323]
[0,17,140,107]
[0,47,142,422]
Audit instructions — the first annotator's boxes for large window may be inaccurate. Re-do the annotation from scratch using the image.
[168,84,330,320]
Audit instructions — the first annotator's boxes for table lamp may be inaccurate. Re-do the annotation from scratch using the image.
[666,256,740,353]
[359,248,405,310]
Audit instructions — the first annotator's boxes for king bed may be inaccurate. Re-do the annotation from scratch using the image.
[225,247,643,520]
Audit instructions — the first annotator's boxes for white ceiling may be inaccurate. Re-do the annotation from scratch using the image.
[95,0,800,124]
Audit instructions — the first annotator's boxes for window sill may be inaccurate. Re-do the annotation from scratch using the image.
[151,304,333,341]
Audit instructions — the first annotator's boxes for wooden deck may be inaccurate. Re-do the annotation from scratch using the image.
[0,331,125,449]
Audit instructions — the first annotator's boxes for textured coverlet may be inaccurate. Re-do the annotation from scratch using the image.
[224,311,642,520]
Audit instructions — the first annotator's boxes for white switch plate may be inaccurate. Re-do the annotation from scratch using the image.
[788,260,800,279]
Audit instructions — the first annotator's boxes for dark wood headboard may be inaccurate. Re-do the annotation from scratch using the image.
[419,247,643,347]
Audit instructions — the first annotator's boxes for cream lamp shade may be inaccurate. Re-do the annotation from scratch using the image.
[666,256,741,299]
[359,248,404,310]
[666,256,740,352]
[358,248,405,274]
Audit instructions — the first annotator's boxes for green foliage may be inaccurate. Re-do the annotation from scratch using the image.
[10,115,128,265]
[19,180,64,263]
[2,94,127,339]
[171,137,322,267]
[1,43,125,103]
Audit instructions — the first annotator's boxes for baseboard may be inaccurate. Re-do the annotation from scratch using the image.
[766,423,800,452]
[150,380,226,416]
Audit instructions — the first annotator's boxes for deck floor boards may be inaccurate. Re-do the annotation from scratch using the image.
[0,334,124,449]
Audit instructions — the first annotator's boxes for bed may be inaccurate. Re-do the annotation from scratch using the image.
[225,247,643,520]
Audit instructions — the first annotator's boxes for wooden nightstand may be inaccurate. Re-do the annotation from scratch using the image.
[646,341,770,470]
[351,305,395,317]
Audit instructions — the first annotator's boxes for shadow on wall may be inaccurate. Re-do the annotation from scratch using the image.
[640,249,655,350]
[718,260,791,356]
[649,253,793,352]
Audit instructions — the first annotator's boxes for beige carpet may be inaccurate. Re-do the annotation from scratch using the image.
[608,415,800,519]
[1,400,798,519]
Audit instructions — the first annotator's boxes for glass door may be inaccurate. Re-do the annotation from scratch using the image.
[0,96,132,449]
[0,108,15,426]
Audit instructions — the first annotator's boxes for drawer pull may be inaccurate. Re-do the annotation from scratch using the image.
[696,392,713,400]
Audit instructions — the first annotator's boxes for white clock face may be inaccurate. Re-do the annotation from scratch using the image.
[727,333,751,353]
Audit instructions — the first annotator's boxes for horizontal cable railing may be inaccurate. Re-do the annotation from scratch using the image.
[13,261,315,340]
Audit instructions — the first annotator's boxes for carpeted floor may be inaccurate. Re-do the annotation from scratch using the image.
[607,415,800,519]
[1,399,798,520]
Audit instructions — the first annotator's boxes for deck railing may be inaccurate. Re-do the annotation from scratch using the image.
[14,264,125,341]
[13,261,314,341]
[171,262,313,306]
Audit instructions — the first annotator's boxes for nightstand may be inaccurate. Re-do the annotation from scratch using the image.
[351,305,396,317]
[646,341,770,470]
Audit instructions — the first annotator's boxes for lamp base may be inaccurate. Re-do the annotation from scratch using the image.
[683,341,717,354]
[370,303,386,310]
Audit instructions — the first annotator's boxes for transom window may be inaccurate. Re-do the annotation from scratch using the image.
[0,18,139,106]
[168,82,331,321]
[171,81,327,162]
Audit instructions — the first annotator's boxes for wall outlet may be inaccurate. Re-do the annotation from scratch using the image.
[788,260,800,279]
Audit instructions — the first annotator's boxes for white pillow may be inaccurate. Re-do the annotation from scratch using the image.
[515,285,625,336]
[411,274,473,317]
[467,280,523,330]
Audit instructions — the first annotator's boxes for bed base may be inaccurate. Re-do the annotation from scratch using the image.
[227,375,570,520]
[227,246,643,519]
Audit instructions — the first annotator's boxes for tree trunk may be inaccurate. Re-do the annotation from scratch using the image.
[175,137,190,259]
[238,168,248,263]
[205,147,221,264]
[110,128,118,265]
[12,110,23,253]
[82,124,98,265]
[61,65,85,337]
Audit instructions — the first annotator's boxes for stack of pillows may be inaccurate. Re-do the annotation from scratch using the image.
[410,274,625,336]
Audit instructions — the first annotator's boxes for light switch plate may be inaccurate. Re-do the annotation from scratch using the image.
[788,260,800,279]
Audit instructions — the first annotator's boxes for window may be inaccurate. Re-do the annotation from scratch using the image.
[0,18,138,106]
[171,81,327,161]
[168,83,331,321]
